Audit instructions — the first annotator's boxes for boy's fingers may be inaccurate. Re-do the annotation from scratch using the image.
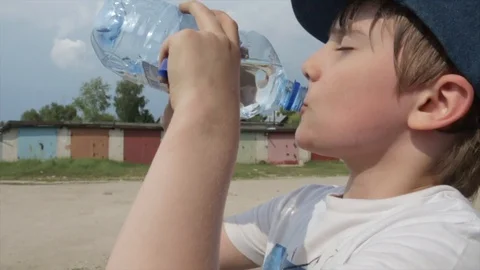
[158,36,171,69]
[212,10,240,46]
[179,1,224,34]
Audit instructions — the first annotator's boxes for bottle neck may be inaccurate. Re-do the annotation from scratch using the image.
[279,79,307,113]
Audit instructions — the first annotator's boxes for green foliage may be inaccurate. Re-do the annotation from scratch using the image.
[21,103,79,122]
[73,77,115,122]
[40,103,79,122]
[277,108,301,126]
[113,80,154,123]
[286,113,301,125]
[278,107,297,117]
[19,77,156,124]
[21,109,43,121]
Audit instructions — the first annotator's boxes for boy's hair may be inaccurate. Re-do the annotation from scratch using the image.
[334,0,480,199]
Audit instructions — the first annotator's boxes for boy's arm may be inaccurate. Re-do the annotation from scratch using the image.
[105,108,239,270]
[105,2,242,270]
[219,226,259,270]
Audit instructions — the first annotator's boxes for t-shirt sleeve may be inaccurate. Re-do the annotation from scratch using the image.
[335,223,480,270]
[223,186,311,266]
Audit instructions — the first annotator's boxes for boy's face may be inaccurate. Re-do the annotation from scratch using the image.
[295,4,415,158]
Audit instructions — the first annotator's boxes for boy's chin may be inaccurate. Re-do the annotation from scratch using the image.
[295,125,342,158]
[295,126,320,152]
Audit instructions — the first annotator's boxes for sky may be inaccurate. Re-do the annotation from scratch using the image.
[0,0,323,121]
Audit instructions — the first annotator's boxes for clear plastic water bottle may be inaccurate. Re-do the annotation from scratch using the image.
[91,0,307,119]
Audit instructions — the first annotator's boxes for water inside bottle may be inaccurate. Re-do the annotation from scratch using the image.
[91,0,304,119]
[240,59,291,119]
[91,0,182,90]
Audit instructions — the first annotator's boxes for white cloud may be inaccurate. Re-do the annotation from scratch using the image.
[2,0,102,69]
[50,38,87,69]
[4,0,319,77]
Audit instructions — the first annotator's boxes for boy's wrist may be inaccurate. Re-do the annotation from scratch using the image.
[170,100,240,138]
[173,91,240,127]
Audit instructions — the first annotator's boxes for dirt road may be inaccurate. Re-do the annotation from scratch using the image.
[1,177,478,270]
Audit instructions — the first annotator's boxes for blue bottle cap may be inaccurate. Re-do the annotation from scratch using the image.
[158,58,168,79]
[284,81,301,111]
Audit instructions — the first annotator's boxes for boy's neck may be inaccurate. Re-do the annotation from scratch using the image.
[341,132,451,200]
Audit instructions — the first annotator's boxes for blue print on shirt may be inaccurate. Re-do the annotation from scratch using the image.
[263,244,306,270]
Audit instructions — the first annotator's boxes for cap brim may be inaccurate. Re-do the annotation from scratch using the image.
[291,0,348,43]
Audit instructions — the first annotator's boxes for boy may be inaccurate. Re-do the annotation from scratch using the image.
[105,0,480,269]
[220,0,480,269]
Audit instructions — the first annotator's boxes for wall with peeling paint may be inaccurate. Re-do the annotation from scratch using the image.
[267,133,299,165]
[236,133,270,164]
[299,149,311,164]
[70,128,109,159]
[1,129,18,161]
[0,123,320,165]
[237,133,257,163]
[17,127,58,160]
[255,133,269,163]
[108,129,124,162]
[57,127,71,158]
[123,129,161,164]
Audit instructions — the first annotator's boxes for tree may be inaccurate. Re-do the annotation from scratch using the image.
[21,103,79,122]
[38,103,79,122]
[278,108,301,126]
[21,109,42,121]
[285,113,301,126]
[73,77,115,122]
[114,80,155,123]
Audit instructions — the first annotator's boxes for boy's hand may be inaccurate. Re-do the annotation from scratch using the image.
[159,1,241,117]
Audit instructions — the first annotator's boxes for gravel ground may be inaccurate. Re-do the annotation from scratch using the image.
[1,177,478,270]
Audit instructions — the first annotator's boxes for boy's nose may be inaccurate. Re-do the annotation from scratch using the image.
[302,54,321,82]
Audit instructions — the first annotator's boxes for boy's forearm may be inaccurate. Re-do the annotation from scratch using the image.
[106,104,240,270]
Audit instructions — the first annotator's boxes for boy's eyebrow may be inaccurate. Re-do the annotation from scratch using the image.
[329,26,368,38]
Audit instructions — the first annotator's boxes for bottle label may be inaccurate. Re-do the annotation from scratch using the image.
[142,61,168,92]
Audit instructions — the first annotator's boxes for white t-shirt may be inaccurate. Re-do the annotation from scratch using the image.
[224,184,480,269]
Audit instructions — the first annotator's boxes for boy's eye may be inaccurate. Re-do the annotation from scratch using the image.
[335,46,354,51]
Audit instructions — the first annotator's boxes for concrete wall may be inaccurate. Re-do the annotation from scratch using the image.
[237,133,257,164]
[57,127,71,158]
[267,133,299,165]
[255,133,268,163]
[299,148,311,164]
[236,132,269,164]
[0,126,318,164]
[108,129,124,162]
[2,128,18,161]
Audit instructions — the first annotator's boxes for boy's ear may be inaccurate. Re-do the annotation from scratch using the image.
[407,74,475,131]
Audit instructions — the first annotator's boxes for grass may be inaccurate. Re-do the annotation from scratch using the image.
[0,158,349,181]
[233,162,349,179]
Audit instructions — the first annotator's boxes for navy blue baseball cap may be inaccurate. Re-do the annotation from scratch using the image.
[291,0,480,99]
